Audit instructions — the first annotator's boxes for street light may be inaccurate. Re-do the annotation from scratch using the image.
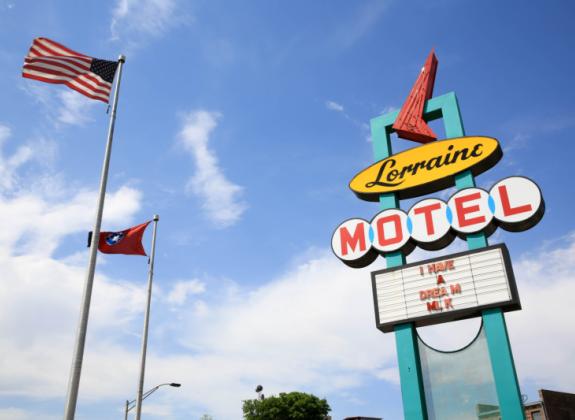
[255,384,264,400]
[124,383,181,420]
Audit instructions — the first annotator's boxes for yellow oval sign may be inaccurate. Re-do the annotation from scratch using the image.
[349,136,502,201]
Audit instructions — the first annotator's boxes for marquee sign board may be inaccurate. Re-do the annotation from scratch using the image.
[371,244,519,333]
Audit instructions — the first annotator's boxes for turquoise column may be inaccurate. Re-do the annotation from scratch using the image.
[370,113,428,420]
[482,309,525,419]
[439,93,525,420]
[371,92,524,420]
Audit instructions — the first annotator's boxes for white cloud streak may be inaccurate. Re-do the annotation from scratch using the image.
[56,91,97,126]
[0,185,142,257]
[325,100,371,141]
[0,128,145,407]
[0,131,142,257]
[0,124,33,191]
[0,408,59,420]
[334,1,389,50]
[325,100,345,113]
[110,0,189,50]
[178,110,247,228]
[20,83,98,127]
[166,279,206,305]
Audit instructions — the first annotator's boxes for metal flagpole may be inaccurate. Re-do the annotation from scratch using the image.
[63,54,126,420]
[135,215,160,420]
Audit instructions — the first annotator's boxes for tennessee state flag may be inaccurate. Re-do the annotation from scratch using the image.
[97,221,150,256]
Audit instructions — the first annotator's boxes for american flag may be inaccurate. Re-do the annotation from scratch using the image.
[22,37,118,103]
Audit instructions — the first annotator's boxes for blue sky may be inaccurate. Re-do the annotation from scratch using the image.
[0,0,574,419]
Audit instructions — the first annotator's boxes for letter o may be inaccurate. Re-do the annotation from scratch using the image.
[370,209,410,253]
[408,198,452,249]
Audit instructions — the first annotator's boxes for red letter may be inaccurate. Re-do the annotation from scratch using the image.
[455,192,485,227]
[413,202,442,235]
[376,214,403,246]
[420,291,427,300]
[450,283,461,294]
[498,185,532,216]
[444,298,453,309]
[339,223,366,256]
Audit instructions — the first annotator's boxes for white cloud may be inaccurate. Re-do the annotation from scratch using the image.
[0,137,145,404]
[0,124,33,191]
[19,83,99,127]
[145,251,395,418]
[178,110,247,228]
[0,123,10,142]
[166,279,206,305]
[0,185,142,257]
[110,0,189,48]
[381,105,398,115]
[326,100,344,113]
[506,234,575,390]
[57,91,97,126]
[334,1,389,50]
[325,100,371,141]
[0,408,58,420]
[0,254,145,399]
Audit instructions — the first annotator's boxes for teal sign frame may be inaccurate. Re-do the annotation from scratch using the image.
[370,92,525,420]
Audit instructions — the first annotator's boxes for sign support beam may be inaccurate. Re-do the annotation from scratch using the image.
[371,121,427,420]
[482,308,525,419]
[441,93,525,420]
[371,91,524,420]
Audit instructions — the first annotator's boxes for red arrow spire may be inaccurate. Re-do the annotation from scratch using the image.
[392,50,438,144]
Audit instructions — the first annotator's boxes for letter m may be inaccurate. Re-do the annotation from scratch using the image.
[340,223,367,256]
[450,283,462,294]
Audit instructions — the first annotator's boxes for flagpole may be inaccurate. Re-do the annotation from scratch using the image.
[63,54,126,420]
[135,215,160,420]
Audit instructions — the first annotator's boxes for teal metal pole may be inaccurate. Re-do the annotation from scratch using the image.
[370,116,428,420]
[394,323,427,420]
[482,308,525,419]
[438,92,525,420]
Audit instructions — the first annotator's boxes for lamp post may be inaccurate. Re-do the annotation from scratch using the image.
[135,215,160,420]
[255,385,264,400]
[124,382,180,420]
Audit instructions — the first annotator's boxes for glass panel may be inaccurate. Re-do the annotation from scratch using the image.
[418,325,500,420]
[532,411,542,420]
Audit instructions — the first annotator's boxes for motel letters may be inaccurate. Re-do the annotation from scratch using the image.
[332,176,544,267]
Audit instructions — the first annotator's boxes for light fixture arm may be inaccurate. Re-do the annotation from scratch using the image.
[125,383,180,414]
